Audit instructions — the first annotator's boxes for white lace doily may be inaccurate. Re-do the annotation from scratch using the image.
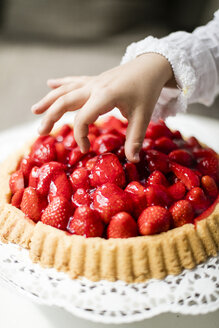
[0,241,218,324]
[0,114,219,324]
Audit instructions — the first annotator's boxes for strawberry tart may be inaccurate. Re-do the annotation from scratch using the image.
[0,117,218,282]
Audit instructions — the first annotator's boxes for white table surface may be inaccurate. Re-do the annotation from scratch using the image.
[0,113,218,327]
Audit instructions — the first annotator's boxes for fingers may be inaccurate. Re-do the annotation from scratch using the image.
[31,83,83,115]
[125,107,151,163]
[74,95,114,153]
[38,88,89,135]
[47,76,91,89]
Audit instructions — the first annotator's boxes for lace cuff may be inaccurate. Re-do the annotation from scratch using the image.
[121,36,197,118]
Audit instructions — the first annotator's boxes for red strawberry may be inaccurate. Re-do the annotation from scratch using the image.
[146,120,173,140]
[194,194,219,224]
[11,189,24,208]
[55,124,72,142]
[85,156,98,171]
[197,155,219,177]
[37,162,65,195]
[9,170,24,194]
[115,146,125,161]
[145,150,170,173]
[145,184,173,207]
[20,155,34,179]
[107,212,138,238]
[124,162,139,183]
[146,170,169,187]
[72,188,91,207]
[75,152,95,169]
[172,130,182,139]
[90,153,126,188]
[69,147,84,166]
[186,187,209,215]
[93,183,131,223]
[31,142,56,165]
[70,167,90,191]
[125,181,147,218]
[138,206,171,235]
[168,181,186,201]
[186,136,201,149]
[21,187,47,222]
[41,196,71,230]
[193,148,217,159]
[89,123,100,136]
[29,166,40,188]
[49,172,72,201]
[142,138,155,151]
[88,133,96,150]
[170,200,194,227]
[201,175,218,199]
[68,206,103,237]
[63,130,77,149]
[169,149,194,167]
[155,137,177,154]
[31,136,54,153]
[55,142,68,163]
[101,116,127,133]
[93,134,123,154]
[170,162,200,190]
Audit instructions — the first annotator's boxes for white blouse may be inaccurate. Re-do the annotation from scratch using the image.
[121,10,219,120]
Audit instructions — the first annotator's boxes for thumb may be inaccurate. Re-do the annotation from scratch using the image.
[125,108,151,163]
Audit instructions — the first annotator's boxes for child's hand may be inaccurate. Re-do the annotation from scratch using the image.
[32,53,174,162]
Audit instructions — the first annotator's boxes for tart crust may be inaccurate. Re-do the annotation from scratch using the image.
[0,141,219,283]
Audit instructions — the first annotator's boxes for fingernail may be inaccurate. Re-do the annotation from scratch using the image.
[133,153,140,162]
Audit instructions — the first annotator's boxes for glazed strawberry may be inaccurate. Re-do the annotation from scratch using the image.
[170,200,194,227]
[72,188,91,207]
[201,175,218,199]
[29,166,39,188]
[90,153,126,188]
[186,136,201,149]
[101,116,127,133]
[107,212,138,238]
[20,156,34,179]
[169,149,194,167]
[115,146,125,161]
[69,147,84,166]
[193,148,217,159]
[145,184,173,207]
[70,167,90,190]
[145,150,170,173]
[31,142,56,165]
[172,130,182,139]
[11,189,24,208]
[88,133,96,150]
[124,162,139,183]
[125,181,147,218]
[170,162,200,190]
[75,152,95,169]
[21,187,47,222]
[55,142,68,163]
[37,162,65,196]
[138,206,171,235]
[146,170,169,187]
[155,137,177,154]
[85,156,98,171]
[197,155,219,178]
[63,130,77,149]
[41,196,71,230]
[142,138,155,151]
[31,135,54,153]
[93,134,123,154]
[49,171,72,201]
[146,120,173,140]
[93,183,131,223]
[9,170,24,194]
[89,123,100,136]
[168,181,186,201]
[186,187,209,215]
[194,194,219,224]
[68,206,103,237]
[55,124,72,142]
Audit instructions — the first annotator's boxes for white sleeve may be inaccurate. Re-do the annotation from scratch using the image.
[121,10,219,120]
